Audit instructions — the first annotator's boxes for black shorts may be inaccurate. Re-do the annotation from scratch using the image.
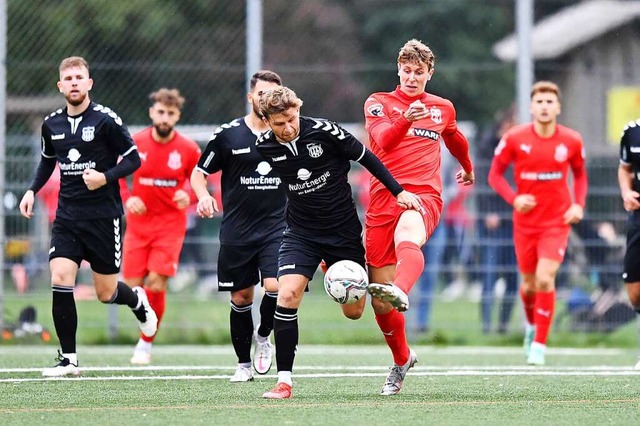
[277,226,366,280]
[624,219,640,283]
[217,238,280,292]
[50,216,123,275]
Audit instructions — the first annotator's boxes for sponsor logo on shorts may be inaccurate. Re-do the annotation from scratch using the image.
[219,281,234,287]
[279,264,296,271]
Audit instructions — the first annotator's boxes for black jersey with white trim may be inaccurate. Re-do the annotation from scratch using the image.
[41,101,138,219]
[620,119,640,193]
[256,116,366,235]
[196,118,286,245]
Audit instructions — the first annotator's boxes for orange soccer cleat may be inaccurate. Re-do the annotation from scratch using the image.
[262,382,292,399]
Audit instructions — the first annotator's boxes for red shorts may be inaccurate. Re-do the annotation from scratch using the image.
[122,225,186,279]
[365,190,442,268]
[513,225,571,274]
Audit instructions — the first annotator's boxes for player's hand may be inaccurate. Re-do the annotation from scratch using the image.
[513,194,536,213]
[19,190,35,219]
[83,168,107,191]
[404,100,429,122]
[396,190,424,213]
[485,213,501,230]
[563,203,584,224]
[456,169,475,186]
[196,195,219,218]
[622,189,640,211]
[125,196,147,215]
[173,189,190,210]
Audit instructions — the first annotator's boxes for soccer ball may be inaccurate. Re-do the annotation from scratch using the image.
[323,260,369,305]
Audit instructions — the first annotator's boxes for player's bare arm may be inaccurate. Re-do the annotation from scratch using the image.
[82,168,107,191]
[19,190,35,219]
[618,163,640,211]
[513,194,537,213]
[190,169,218,218]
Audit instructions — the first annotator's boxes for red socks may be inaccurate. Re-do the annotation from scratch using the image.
[520,286,536,325]
[533,290,555,344]
[375,310,409,365]
[393,241,424,293]
[141,288,166,343]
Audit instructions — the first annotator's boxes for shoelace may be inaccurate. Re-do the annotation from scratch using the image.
[384,366,404,389]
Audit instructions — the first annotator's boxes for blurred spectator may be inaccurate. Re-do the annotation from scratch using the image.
[476,106,518,334]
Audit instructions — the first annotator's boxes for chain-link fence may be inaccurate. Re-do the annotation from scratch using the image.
[1,0,635,340]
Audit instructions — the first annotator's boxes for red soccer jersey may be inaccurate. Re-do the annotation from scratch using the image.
[120,127,201,231]
[489,123,587,229]
[364,86,471,199]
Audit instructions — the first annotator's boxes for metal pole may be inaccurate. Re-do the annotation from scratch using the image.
[245,0,263,114]
[516,0,534,124]
[0,0,7,331]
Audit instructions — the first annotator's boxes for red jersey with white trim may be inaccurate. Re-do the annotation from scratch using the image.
[120,127,201,231]
[364,87,459,199]
[491,123,586,229]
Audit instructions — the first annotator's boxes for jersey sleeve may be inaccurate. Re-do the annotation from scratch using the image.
[620,125,633,165]
[364,94,412,152]
[570,135,588,207]
[40,121,56,158]
[102,108,137,157]
[196,127,227,175]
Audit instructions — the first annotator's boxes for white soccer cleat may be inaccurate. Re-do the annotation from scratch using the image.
[367,282,409,312]
[523,324,536,357]
[380,348,418,396]
[130,351,151,365]
[132,287,158,338]
[42,351,80,377]
[253,329,273,375]
[527,342,546,366]
[229,365,254,382]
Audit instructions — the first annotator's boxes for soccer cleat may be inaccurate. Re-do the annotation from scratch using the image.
[130,351,151,365]
[523,324,536,357]
[262,382,292,399]
[132,287,158,338]
[380,348,418,396]
[253,329,273,375]
[367,282,409,312]
[230,366,254,382]
[527,342,546,366]
[42,351,80,377]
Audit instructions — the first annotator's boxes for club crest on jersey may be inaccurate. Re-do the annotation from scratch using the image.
[554,144,568,162]
[429,106,442,124]
[167,150,182,170]
[306,143,323,158]
[81,126,95,142]
[367,103,384,117]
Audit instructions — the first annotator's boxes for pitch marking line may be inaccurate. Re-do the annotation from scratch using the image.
[2,368,639,383]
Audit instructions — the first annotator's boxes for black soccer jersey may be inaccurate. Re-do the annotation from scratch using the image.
[256,116,368,235]
[196,118,286,245]
[41,102,138,220]
[620,119,640,193]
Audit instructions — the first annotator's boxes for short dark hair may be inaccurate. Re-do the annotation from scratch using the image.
[149,88,185,109]
[250,70,282,90]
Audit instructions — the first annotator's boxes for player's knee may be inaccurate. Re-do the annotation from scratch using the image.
[231,289,253,306]
[96,289,113,303]
[535,275,554,292]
